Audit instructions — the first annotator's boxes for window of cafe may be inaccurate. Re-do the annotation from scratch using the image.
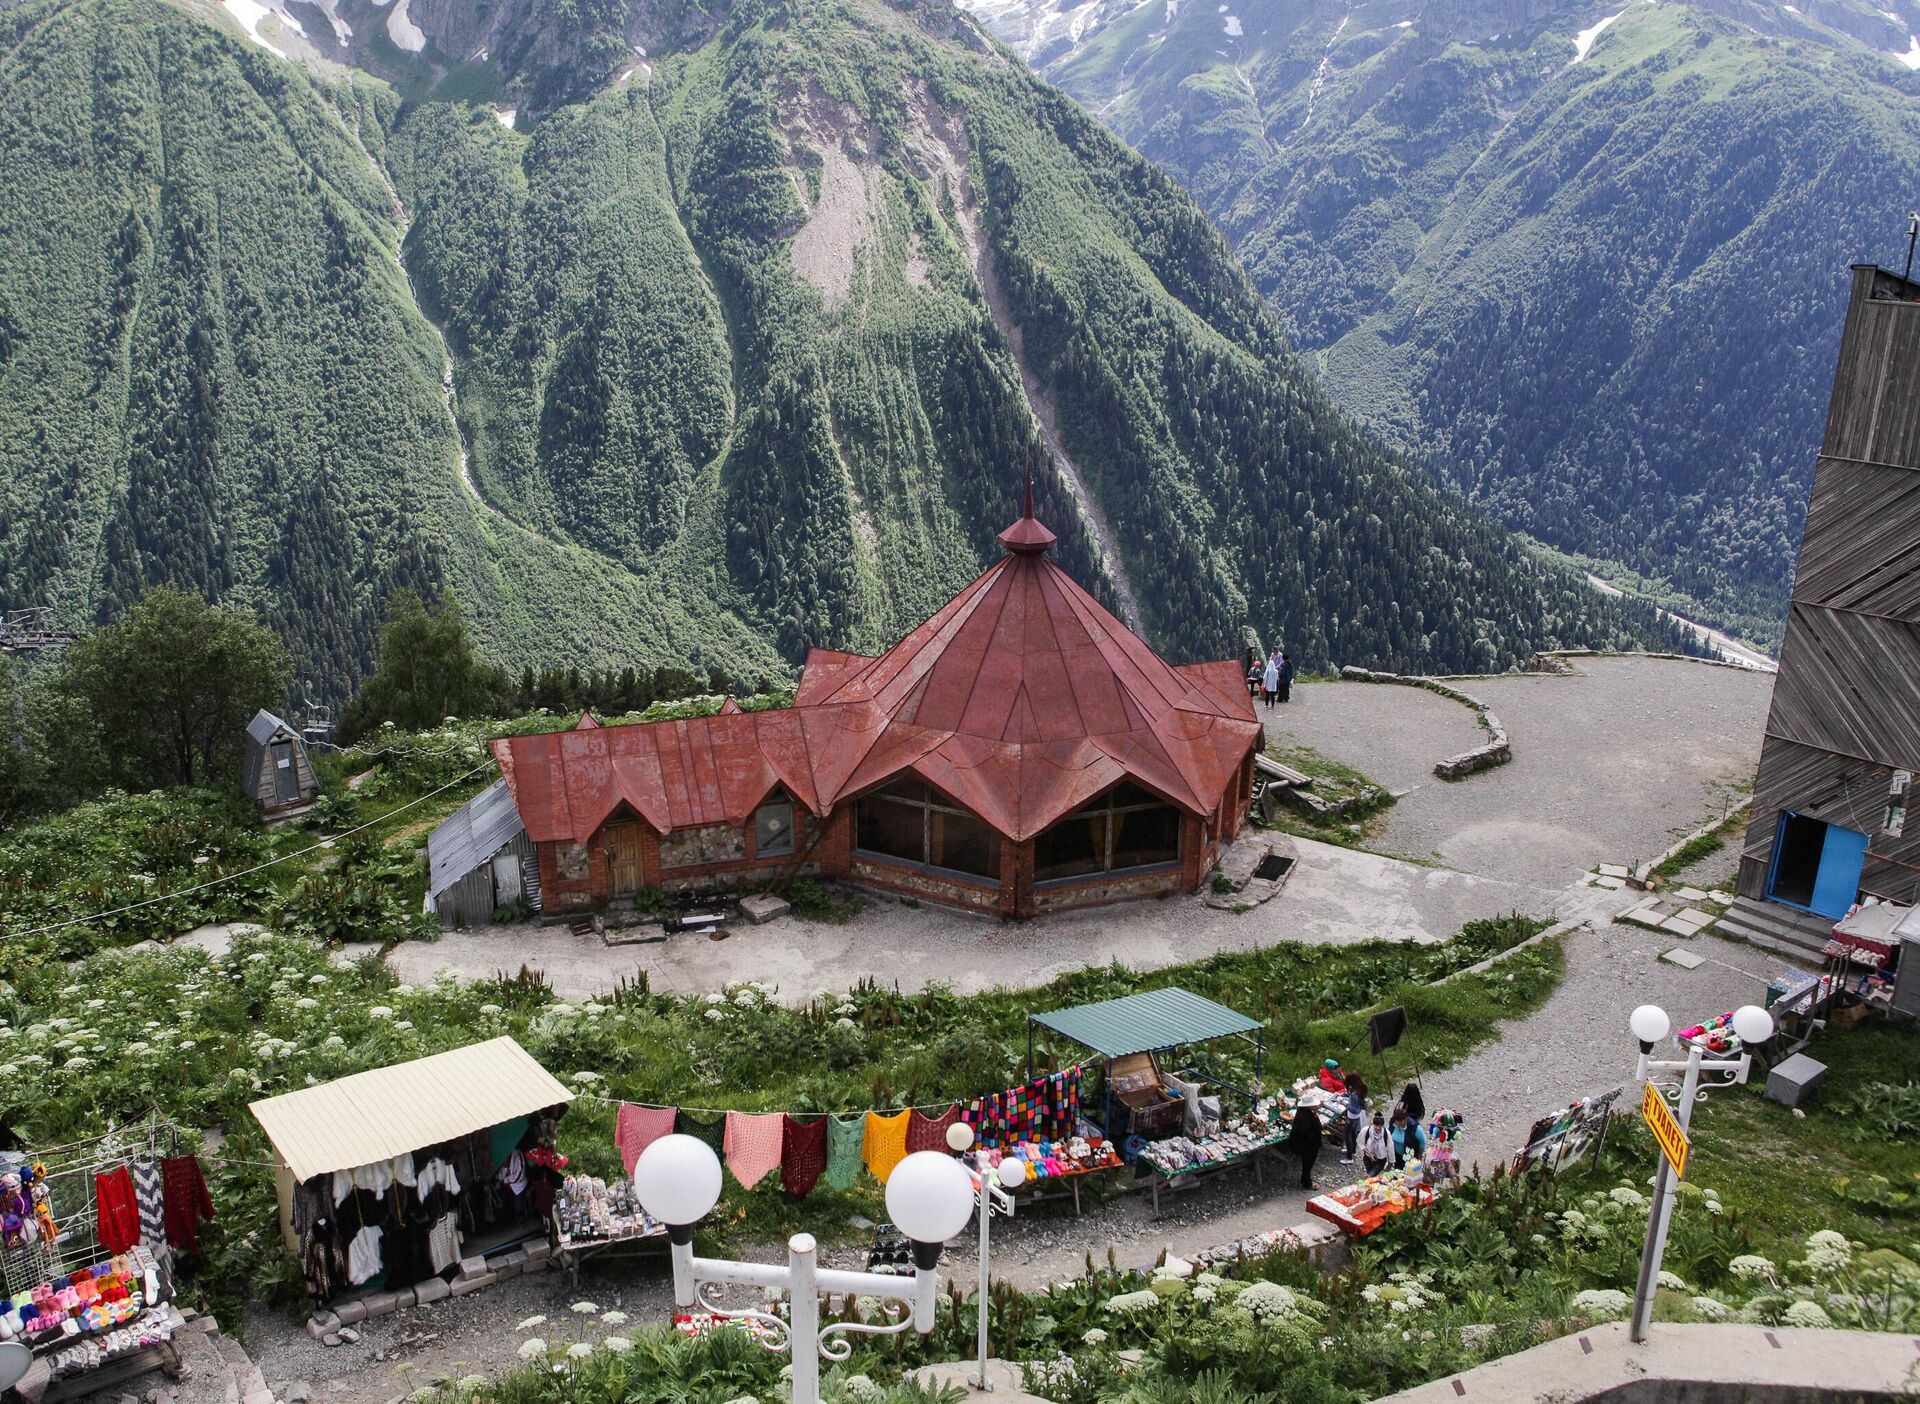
[1033,782,1181,883]
[854,777,1002,881]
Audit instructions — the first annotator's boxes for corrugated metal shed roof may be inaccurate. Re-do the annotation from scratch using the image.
[427,778,526,897]
[1029,987,1262,1058]
[492,509,1261,844]
[249,1037,573,1183]
[243,709,304,796]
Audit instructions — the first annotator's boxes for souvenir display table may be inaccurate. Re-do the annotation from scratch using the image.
[549,1175,666,1286]
[2,1249,181,1404]
[972,1129,1123,1215]
[1305,1170,1435,1237]
[1131,1098,1296,1213]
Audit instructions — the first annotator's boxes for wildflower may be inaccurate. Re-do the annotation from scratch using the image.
[1730,1255,1777,1283]
[456,1375,488,1389]
[393,1021,414,1032]
[835,1017,857,1030]
[565,1343,594,1360]
[1690,1297,1732,1322]
[571,1301,600,1315]
[295,998,319,1010]
[516,1316,547,1330]
[368,1007,394,1019]
[1570,1289,1630,1320]
[1657,1271,1686,1291]
[516,1338,547,1359]
[1192,1285,1216,1304]
[834,1003,857,1016]
[1102,1289,1160,1315]
[601,1337,632,1354]
[179,1040,196,1050]
[1237,1281,1304,1321]
[704,993,726,1005]
[64,1056,91,1071]
[705,1009,726,1021]
[572,1071,601,1084]
[843,1378,882,1404]
[308,974,328,985]
[733,992,756,1007]
[479,1003,503,1016]
[600,1311,628,1325]
[1783,1300,1832,1328]
[325,1035,346,1048]
[1081,1328,1108,1346]
[1607,1186,1647,1210]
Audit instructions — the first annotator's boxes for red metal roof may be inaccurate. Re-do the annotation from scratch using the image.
[493,510,1261,844]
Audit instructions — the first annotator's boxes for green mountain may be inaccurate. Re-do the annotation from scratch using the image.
[979,0,1920,647]
[0,0,1692,701]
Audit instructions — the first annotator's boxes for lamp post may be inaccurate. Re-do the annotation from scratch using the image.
[1626,1001,1774,1344]
[943,1122,1027,1392]
[632,1135,974,1404]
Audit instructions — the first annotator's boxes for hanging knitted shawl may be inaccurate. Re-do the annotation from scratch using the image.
[781,1115,829,1199]
[825,1114,867,1191]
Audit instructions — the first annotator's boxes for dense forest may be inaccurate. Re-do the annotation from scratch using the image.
[1010,0,1920,647]
[0,0,1695,703]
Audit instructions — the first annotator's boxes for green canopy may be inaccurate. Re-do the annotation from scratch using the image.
[1029,987,1261,1059]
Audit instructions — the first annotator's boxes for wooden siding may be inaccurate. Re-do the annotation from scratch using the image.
[1738,265,1920,911]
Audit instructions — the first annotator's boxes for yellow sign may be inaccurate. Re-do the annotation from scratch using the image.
[1641,1082,1689,1179]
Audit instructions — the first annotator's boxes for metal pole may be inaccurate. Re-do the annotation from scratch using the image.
[1629,1042,1702,1343]
[967,1171,993,1390]
[789,1234,820,1404]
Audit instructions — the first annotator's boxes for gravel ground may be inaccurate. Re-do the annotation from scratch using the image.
[389,835,1564,1003]
[1273,657,1771,888]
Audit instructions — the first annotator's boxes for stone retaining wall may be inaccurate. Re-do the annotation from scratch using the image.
[1337,667,1512,780]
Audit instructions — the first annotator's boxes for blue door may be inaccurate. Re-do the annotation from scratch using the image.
[1809,824,1868,919]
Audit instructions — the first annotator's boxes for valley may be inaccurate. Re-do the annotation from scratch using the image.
[968,0,1920,648]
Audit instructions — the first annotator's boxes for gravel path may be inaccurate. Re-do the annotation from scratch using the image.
[1273,657,1771,888]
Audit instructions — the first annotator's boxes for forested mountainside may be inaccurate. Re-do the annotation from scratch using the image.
[975,0,1920,647]
[0,0,1692,702]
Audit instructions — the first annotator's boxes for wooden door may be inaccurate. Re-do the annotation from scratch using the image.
[270,739,300,805]
[605,823,645,895]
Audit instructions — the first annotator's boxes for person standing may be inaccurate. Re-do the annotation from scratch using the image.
[1390,1107,1426,1169]
[1244,646,1260,699]
[1278,650,1294,704]
[1262,650,1280,711]
[1340,1073,1368,1165]
[1283,1102,1322,1190]
[1359,1112,1393,1176]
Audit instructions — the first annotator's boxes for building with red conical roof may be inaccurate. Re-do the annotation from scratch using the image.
[491,503,1263,918]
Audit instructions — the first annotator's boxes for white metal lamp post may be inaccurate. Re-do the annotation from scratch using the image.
[1627,1001,1774,1344]
[632,1134,974,1404]
[943,1122,1026,1392]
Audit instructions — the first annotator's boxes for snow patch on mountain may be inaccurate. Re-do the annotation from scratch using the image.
[1572,9,1626,59]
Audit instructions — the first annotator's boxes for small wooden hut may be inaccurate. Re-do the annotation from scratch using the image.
[426,778,539,927]
[243,708,320,820]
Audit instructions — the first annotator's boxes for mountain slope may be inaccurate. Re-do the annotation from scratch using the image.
[981,0,1920,645]
[0,0,1693,699]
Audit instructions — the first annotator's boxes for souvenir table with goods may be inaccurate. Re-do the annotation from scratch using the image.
[551,1175,663,1248]
[1305,1167,1436,1237]
[972,1127,1123,1185]
[0,1247,177,1382]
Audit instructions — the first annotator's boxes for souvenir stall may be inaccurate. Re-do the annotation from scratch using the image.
[1509,1088,1621,1175]
[0,1114,213,1402]
[549,1174,666,1286]
[954,1068,1122,1214]
[1304,1108,1465,1237]
[1026,988,1292,1210]
[250,1038,573,1311]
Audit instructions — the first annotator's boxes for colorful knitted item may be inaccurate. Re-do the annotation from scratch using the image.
[723,1112,786,1190]
[781,1116,829,1199]
[825,1114,867,1191]
[614,1104,677,1176]
[94,1169,140,1255]
[676,1110,727,1153]
[905,1105,961,1153]
[862,1110,911,1185]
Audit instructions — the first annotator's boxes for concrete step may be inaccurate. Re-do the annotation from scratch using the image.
[1714,896,1832,959]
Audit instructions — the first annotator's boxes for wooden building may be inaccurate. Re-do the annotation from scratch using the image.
[1725,264,1920,949]
[243,708,320,820]
[490,498,1263,918]
[426,778,540,927]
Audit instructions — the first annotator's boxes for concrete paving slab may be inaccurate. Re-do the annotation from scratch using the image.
[1597,864,1630,879]
[1675,885,1710,902]
[1592,874,1625,889]
[1661,948,1706,969]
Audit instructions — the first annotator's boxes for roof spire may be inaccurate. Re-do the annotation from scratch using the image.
[999,468,1057,555]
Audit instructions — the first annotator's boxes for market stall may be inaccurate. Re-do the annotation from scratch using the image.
[549,1174,666,1286]
[1305,1171,1435,1237]
[250,1038,573,1308]
[0,1115,210,1403]
[1026,988,1303,1210]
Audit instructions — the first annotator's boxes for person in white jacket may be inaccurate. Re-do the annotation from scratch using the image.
[1358,1112,1393,1176]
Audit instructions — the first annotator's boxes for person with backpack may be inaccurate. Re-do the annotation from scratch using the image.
[1358,1112,1393,1176]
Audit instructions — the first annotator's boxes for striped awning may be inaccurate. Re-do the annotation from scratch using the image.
[249,1037,573,1183]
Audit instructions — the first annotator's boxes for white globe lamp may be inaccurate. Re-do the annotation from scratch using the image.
[996,1158,1027,1190]
[945,1121,976,1153]
[1730,1004,1774,1047]
[885,1151,975,1267]
[633,1134,724,1241]
[1629,1004,1670,1051]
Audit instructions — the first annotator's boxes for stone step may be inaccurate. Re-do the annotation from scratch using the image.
[1714,897,1832,959]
